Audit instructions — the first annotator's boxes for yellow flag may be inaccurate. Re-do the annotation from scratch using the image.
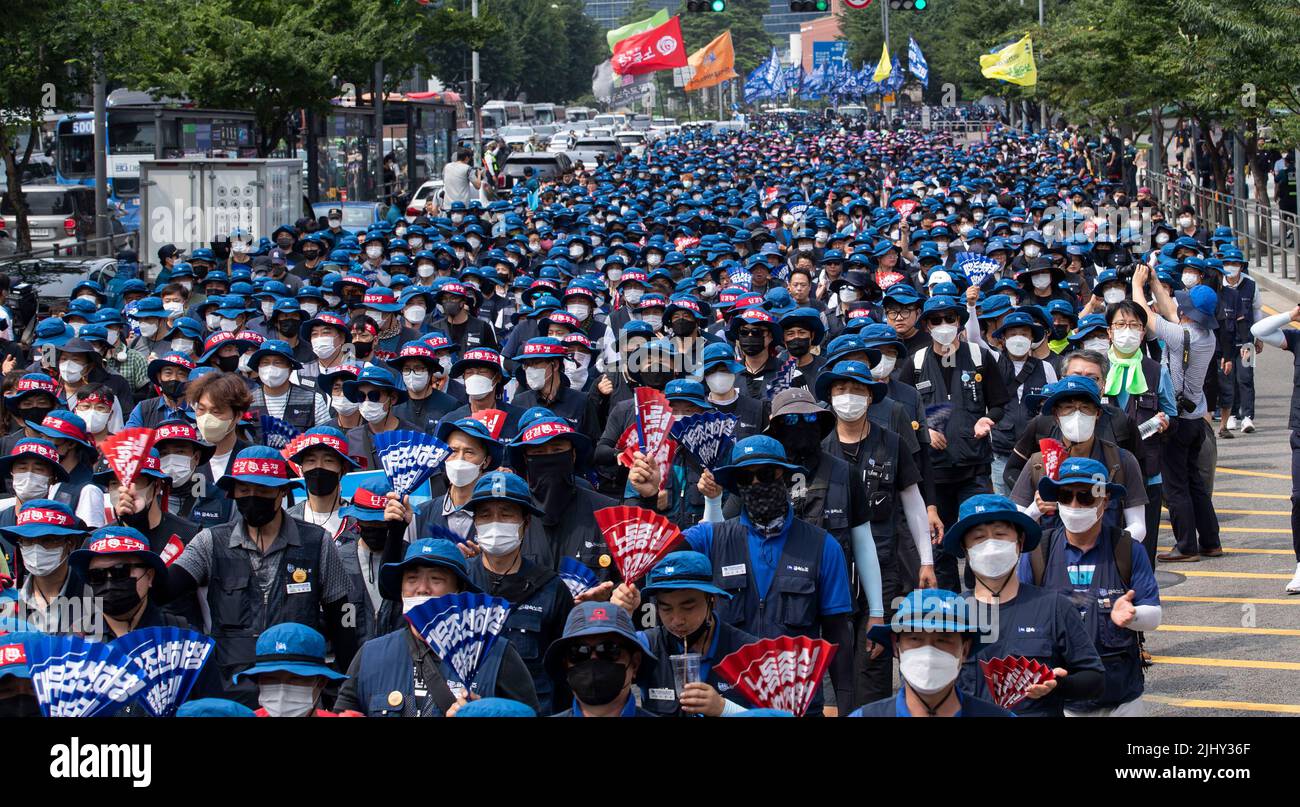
[980,35,1037,86]
[872,42,892,83]
[685,31,738,92]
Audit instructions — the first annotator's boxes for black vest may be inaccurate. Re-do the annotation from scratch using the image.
[640,619,758,716]
[993,352,1049,456]
[912,343,993,468]
[250,383,318,434]
[790,454,853,553]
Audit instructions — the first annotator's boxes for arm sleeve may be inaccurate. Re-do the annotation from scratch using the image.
[720,698,750,716]
[1129,604,1163,632]
[900,484,934,566]
[1123,505,1147,544]
[1251,310,1293,348]
[850,522,883,618]
[702,494,725,523]
[965,306,986,347]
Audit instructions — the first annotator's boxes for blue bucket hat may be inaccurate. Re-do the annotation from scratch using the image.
[342,365,409,404]
[663,379,713,410]
[700,341,743,374]
[216,446,299,492]
[379,538,481,600]
[433,418,504,468]
[779,307,827,345]
[1174,284,1218,330]
[921,294,969,325]
[287,426,360,470]
[542,601,656,683]
[69,525,168,577]
[248,338,304,371]
[0,497,84,540]
[464,471,543,516]
[712,435,804,492]
[1068,314,1109,344]
[176,698,257,717]
[507,414,591,471]
[941,493,1042,558]
[813,359,887,404]
[640,550,731,599]
[1037,375,1101,414]
[453,697,536,717]
[865,588,987,648]
[34,318,72,348]
[339,477,394,523]
[990,310,1046,341]
[1037,456,1127,503]
[231,623,347,684]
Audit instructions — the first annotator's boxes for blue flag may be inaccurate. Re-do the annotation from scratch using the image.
[259,414,300,450]
[886,54,905,93]
[744,63,771,103]
[558,557,599,598]
[908,37,929,88]
[670,412,738,472]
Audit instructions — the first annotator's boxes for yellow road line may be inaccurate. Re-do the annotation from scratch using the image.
[1150,655,1300,670]
[1164,595,1300,605]
[1178,570,1293,580]
[1146,694,1300,715]
[1157,624,1300,637]
[1214,467,1291,480]
[1159,523,1291,534]
[1213,491,1291,500]
[1260,304,1300,327]
[1158,545,1294,555]
[1167,507,1291,516]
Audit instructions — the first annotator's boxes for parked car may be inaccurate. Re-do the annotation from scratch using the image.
[566,137,622,167]
[499,152,573,189]
[311,201,385,231]
[0,185,127,257]
[406,180,445,220]
[615,131,648,158]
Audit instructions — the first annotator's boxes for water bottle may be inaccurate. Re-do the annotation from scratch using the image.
[1138,415,1163,440]
[1241,342,1256,369]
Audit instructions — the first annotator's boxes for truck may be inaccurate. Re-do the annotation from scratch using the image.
[138,158,304,271]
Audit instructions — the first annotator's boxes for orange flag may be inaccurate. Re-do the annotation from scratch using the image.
[684,30,738,92]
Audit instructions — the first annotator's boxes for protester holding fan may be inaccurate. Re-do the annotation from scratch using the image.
[410,417,502,543]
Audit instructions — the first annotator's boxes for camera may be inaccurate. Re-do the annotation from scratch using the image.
[1175,394,1197,414]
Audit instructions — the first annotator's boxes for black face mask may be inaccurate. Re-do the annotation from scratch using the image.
[303,467,341,497]
[525,451,576,526]
[566,659,628,706]
[20,406,53,426]
[121,504,154,533]
[1051,324,1069,340]
[738,334,768,357]
[301,249,320,261]
[443,300,464,318]
[669,319,697,338]
[276,320,299,338]
[358,523,390,552]
[0,695,41,718]
[739,478,790,529]
[235,494,279,527]
[159,379,187,401]
[354,341,374,360]
[781,426,823,469]
[216,354,240,373]
[91,577,142,617]
[785,337,812,358]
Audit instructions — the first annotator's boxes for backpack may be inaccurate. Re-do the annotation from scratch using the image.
[1029,527,1133,589]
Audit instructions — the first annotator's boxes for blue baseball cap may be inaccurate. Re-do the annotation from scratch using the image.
[941,493,1042,558]
[231,623,347,684]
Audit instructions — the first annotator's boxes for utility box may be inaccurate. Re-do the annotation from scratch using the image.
[139,158,304,270]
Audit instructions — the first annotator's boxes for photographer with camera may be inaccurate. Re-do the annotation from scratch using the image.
[1130,265,1222,562]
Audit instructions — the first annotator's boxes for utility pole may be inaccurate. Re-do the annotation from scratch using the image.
[373,60,384,204]
[471,0,482,165]
[93,49,109,258]
[1038,0,1046,130]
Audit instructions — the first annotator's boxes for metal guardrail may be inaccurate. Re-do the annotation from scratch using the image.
[1141,167,1300,281]
[0,231,136,265]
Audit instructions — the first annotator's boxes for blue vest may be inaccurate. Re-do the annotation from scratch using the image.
[709,516,826,641]
[1039,524,1143,710]
[351,627,504,717]
[639,619,758,716]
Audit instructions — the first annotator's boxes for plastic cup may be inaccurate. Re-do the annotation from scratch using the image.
[670,652,702,697]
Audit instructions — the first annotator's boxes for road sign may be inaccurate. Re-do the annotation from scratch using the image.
[843,0,873,7]
[812,41,848,70]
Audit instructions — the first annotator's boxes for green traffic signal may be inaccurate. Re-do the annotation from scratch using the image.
[712,0,726,10]
[816,0,828,10]
[915,0,926,7]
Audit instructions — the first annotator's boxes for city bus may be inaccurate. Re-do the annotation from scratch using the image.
[54,94,257,232]
[532,103,562,125]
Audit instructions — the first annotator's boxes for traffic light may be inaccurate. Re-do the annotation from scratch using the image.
[686,0,726,10]
[889,0,927,9]
[789,1,829,12]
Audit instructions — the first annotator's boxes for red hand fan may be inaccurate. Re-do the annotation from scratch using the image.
[634,387,674,455]
[471,409,507,440]
[715,636,838,717]
[891,198,919,218]
[1038,438,1067,480]
[978,655,1054,709]
[616,426,676,492]
[99,428,158,490]
[593,505,682,582]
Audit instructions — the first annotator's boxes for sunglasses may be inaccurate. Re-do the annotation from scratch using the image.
[780,413,821,427]
[1055,488,1098,507]
[927,314,960,326]
[357,390,389,402]
[566,641,628,665]
[86,564,147,585]
[732,466,786,486]
[737,329,768,339]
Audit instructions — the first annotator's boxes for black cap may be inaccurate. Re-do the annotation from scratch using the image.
[158,244,183,261]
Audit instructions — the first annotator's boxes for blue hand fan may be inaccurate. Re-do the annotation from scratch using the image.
[405,593,511,693]
[373,430,452,497]
[24,634,146,717]
[113,627,216,717]
[670,411,738,472]
[259,414,301,450]
[427,523,469,546]
[728,266,752,289]
[558,557,599,599]
[925,403,954,431]
[765,355,799,400]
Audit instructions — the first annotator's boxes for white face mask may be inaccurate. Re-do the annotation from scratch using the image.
[402,595,432,614]
[139,321,159,339]
[164,301,184,316]
[1177,216,1193,229]
[1058,502,1102,533]
[259,365,290,388]
[260,301,275,319]
[1023,245,1042,259]
[77,294,98,304]
[12,470,51,501]
[171,338,194,355]
[606,269,624,285]
[196,412,235,443]
[258,682,318,718]
[838,288,859,304]
[872,355,897,380]
[78,409,110,434]
[220,317,240,333]
[1155,233,1170,245]
[1083,337,1110,353]
[1058,411,1096,443]
[475,521,522,556]
[436,355,453,376]
[417,263,436,279]
[705,372,735,395]
[831,392,869,421]
[402,369,430,393]
[311,337,339,360]
[701,281,717,298]
[645,254,662,267]
[324,294,341,307]
[1111,327,1142,354]
[1181,271,1200,288]
[524,366,549,391]
[58,360,85,384]
[641,314,662,331]
[328,218,342,228]
[967,538,1020,580]
[106,329,121,347]
[206,314,223,331]
[464,374,495,399]
[20,543,66,577]
[444,459,481,489]
[567,303,591,321]
[1004,335,1032,357]
[300,302,319,318]
[1031,273,1052,290]
[623,288,644,306]
[1102,288,1127,305]
[332,394,360,415]
[899,645,961,696]
[360,400,388,423]
[467,237,481,250]
[404,306,427,326]
[366,246,383,260]
[160,454,194,486]
[930,324,960,346]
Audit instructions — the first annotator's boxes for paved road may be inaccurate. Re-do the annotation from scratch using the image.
[1144,283,1300,716]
